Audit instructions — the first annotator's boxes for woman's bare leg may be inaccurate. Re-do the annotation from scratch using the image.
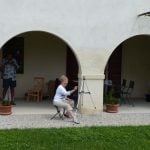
[68,110,79,124]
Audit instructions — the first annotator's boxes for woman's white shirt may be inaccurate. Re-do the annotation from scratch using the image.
[53,85,71,102]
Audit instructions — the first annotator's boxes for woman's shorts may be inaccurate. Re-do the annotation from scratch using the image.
[53,100,73,111]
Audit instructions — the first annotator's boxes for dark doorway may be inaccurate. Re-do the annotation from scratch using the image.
[66,46,79,108]
[105,44,122,91]
[66,46,78,82]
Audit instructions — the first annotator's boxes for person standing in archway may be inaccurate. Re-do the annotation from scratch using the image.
[1,52,19,105]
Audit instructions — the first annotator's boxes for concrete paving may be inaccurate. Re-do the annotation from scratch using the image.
[12,98,150,115]
[12,99,54,115]
[0,99,150,129]
[111,98,150,114]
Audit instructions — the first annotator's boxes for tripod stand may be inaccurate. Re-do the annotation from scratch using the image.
[78,77,96,110]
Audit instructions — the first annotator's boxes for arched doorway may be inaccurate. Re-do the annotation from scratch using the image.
[0,31,80,114]
[104,35,150,113]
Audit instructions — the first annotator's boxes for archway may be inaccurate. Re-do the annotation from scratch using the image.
[0,31,81,114]
[104,35,150,113]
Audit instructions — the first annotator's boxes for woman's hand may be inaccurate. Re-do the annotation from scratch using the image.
[71,86,78,94]
[73,86,78,91]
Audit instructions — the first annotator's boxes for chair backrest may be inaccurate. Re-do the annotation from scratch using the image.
[121,79,127,92]
[127,80,135,94]
[33,77,45,90]
[122,79,127,88]
[129,81,135,89]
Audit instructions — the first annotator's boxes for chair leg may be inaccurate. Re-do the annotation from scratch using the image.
[51,107,64,120]
[131,100,134,107]
[51,112,64,120]
[37,95,40,102]
[119,98,122,105]
[129,96,134,107]
[126,94,134,107]
[27,95,30,101]
[58,112,64,119]
[51,112,60,120]
[126,95,130,105]
[120,94,126,105]
[40,92,43,101]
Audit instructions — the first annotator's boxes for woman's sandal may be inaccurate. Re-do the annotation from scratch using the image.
[73,120,80,124]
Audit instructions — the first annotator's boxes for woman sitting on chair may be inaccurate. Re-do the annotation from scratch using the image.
[53,75,79,124]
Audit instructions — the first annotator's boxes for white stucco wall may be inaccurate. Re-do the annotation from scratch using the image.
[0,0,149,75]
[0,0,150,113]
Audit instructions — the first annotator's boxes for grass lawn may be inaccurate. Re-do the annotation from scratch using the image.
[0,126,150,150]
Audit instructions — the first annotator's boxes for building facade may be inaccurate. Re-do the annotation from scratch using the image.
[0,0,150,114]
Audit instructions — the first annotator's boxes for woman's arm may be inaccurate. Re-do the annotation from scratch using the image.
[59,85,71,96]
[60,85,78,96]
[70,86,78,94]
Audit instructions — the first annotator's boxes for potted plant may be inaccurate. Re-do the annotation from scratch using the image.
[105,88,119,113]
[0,99,12,115]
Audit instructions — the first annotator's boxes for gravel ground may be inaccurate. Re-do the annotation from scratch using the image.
[0,112,150,129]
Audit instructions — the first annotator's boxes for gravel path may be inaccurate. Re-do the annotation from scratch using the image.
[0,112,150,129]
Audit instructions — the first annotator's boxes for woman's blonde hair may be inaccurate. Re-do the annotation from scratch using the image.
[59,75,68,83]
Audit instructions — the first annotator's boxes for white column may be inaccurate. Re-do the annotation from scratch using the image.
[78,74,104,114]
